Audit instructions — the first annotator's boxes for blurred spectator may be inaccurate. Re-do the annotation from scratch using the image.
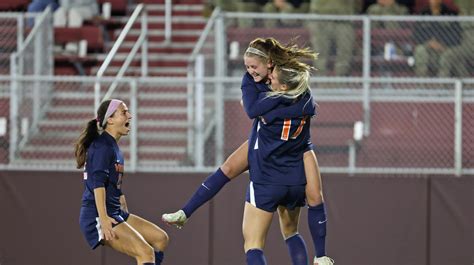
[27,0,59,27]
[307,0,362,76]
[28,0,59,13]
[53,0,99,28]
[413,0,462,77]
[262,0,301,28]
[53,0,100,53]
[367,0,409,29]
[446,0,474,76]
[364,0,415,13]
[236,0,268,27]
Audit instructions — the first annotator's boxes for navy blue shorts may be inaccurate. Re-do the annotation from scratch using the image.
[79,207,130,249]
[245,181,306,212]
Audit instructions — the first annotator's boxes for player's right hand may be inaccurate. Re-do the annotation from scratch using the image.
[100,216,118,241]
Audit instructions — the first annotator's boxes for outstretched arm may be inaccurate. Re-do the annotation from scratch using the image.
[262,93,316,124]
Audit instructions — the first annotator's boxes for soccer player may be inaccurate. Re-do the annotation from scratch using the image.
[244,58,316,265]
[75,99,168,265]
[163,38,334,265]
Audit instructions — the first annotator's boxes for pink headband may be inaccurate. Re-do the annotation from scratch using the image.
[101,99,123,127]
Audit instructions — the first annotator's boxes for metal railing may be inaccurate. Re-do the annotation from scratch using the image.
[95,3,148,110]
[0,74,473,176]
[8,7,53,163]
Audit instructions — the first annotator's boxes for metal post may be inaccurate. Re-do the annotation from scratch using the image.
[94,82,101,114]
[9,54,19,163]
[164,0,172,45]
[454,80,462,176]
[17,15,24,76]
[362,16,371,136]
[194,55,204,168]
[141,10,148,77]
[186,66,195,160]
[214,14,225,166]
[130,80,138,172]
[348,141,356,176]
[33,24,42,132]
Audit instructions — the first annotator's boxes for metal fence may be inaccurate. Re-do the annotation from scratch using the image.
[1,11,474,175]
[0,12,40,75]
[7,7,53,164]
[0,75,473,176]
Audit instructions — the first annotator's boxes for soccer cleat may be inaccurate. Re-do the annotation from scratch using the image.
[162,210,188,229]
[314,256,334,265]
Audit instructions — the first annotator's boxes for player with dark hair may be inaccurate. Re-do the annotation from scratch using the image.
[75,99,168,265]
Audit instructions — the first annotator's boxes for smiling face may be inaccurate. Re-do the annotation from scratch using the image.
[243,55,272,83]
[106,103,132,140]
[268,67,288,92]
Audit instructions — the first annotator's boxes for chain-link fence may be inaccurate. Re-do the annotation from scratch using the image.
[0,12,39,75]
[0,75,473,176]
[220,13,474,79]
[1,11,474,174]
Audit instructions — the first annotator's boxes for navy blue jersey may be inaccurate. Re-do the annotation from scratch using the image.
[248,115,312,185]
[81,132,125,217]
[241,72,316,121]
[241,73,316,186]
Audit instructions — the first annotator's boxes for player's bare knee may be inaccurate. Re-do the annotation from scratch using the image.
[306,192,323,206]
[280,222,298,238]
[135,243,155,262]
[156,231,170,250]
[220,162,235,178]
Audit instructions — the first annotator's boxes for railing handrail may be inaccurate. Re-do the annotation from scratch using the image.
[13,7,51,57]
[223,12,474,22]
[96,4,145,78]
[188,7,221,64]
[2,75,474,84]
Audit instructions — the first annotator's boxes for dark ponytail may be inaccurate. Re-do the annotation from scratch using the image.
[74,100,112,169]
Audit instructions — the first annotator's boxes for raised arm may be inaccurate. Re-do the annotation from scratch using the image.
[241,73,287,119]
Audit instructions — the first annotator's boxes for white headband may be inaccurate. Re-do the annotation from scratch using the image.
[245,47,268,58]
[101,99,123,127]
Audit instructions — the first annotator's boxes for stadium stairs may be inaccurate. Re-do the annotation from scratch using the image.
[13,0,207,168]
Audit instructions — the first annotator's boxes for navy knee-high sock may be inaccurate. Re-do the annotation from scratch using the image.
[246,249,267,265]
[154,251,164,265]
[182,168,230,218]
[285,233,309,265]
[142,263,154,265]
[308,203,327,257]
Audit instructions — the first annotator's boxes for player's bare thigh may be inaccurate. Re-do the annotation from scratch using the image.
[220,140,249,179]
[242,202,273,252]
[303,150,324,205]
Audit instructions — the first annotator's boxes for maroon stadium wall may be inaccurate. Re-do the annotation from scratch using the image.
[0,171,472,265]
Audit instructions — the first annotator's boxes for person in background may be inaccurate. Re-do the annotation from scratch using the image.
[413,0,462,77]
[367,0,409,29]
[53,0,99,28]
[26,0,59,27]
[445,0,474,77]
[307,0,362,76]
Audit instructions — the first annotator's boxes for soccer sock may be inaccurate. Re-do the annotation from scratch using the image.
[285,233,309,265]
[308,203,327,257]
[182,168,230,218]
[142,263,154,265]
[246,249,267,265]
[154,251,164,265]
